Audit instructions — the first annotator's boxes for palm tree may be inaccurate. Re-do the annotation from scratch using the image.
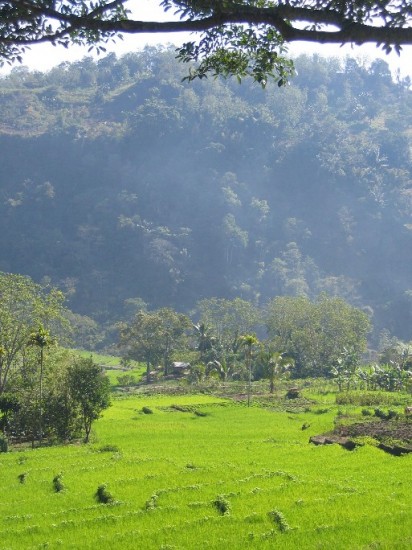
[240,334,259,407]
[266,351,294,394]
[29,325,53,445]
[193,322,217,363]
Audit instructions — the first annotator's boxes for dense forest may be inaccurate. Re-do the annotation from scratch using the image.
[0,47,411,348]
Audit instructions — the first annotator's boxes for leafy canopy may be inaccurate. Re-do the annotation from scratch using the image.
[0,272,66,395]
[67,356,111,442]
[119,308,191,379]
[1,1,411,85]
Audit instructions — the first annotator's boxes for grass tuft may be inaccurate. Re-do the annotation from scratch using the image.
[212,495,231,516]
[95,484,114,504]
[268,509,290,532]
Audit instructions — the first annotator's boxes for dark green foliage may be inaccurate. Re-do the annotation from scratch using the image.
[212,495,231,516]
[0,434,8,452]
[53,473,65,493]
[266,296,370,378]
[141,407,153,415]
[374,409,398,421]
[67,358,111,443]
[0,394,20,420]
[4,350,104,446]
[286,388,300,399]
[18,472,27,484]
[95,484,114,504]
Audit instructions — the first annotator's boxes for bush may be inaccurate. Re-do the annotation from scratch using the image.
[95,484,114,504]
[374,408,398,421]
[212,495,231,515]
[53,473,65,493]
[18,472,27,484]
[141,406,153,414]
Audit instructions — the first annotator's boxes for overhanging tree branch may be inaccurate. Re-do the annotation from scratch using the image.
[0,1,411,82]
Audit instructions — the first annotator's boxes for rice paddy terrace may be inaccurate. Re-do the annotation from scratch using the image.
[0,392,411,549]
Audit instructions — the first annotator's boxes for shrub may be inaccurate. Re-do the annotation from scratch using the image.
[53,473,65,493]
[18,472,27,484]
[95,484,114,504]
[141,407,153,414]
[374,408,398,421]
[212,495,231,516]
[286,388,300,399]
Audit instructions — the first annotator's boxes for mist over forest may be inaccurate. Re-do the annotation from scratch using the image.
[0,47,411,348]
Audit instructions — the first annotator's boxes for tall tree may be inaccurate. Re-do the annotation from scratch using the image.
[265,295,370,377]
[193,322,217,364]
[240,333,259,406]
[196,297,260,359]
[0,273,66,397]
[67,357,111,443]
[262,350,294,394]
[119,308,191,381]
[28,325,54,445]
[0,2,410,84]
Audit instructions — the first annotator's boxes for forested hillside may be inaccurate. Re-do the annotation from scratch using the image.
[0,47,411,345]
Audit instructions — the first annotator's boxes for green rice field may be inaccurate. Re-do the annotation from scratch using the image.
[0,393,411,549]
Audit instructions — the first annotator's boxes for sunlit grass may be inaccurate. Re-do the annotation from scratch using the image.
[74,350,145,386]
[0,393,410,549]
[75,350,123,367]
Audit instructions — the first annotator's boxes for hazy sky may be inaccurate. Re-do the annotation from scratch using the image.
[2,0,411,79]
